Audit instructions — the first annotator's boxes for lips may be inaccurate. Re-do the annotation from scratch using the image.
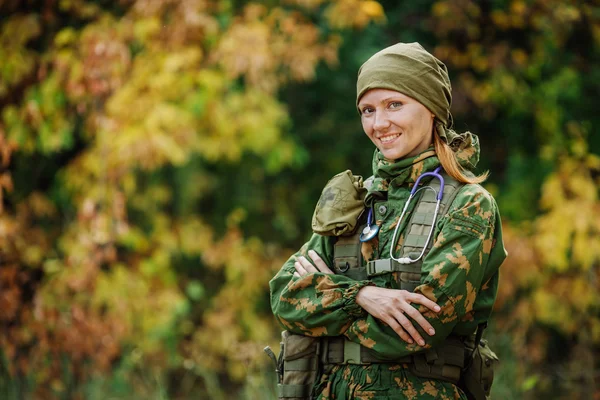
[378,133,401,144]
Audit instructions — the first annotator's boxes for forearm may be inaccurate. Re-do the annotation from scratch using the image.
[270,235,372,337]
[344,285,457,358]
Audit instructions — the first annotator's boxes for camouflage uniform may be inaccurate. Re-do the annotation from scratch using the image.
[269,140,507,400]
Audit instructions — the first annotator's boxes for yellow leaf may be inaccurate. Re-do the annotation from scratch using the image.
[360,1,385,19]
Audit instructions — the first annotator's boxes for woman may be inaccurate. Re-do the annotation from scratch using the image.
[270,43,507,400]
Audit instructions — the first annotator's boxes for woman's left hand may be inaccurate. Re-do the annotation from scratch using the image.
[293,250,334,277]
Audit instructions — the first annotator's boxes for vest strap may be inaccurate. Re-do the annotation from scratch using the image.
[366,258,397,276]
[321,336,465,384]
[277,383,312,398]
[321,337,412,365]
[366,258,423,277]
[284,357,314,371]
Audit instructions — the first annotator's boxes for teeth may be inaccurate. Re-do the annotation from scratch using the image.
[380,134,400,143]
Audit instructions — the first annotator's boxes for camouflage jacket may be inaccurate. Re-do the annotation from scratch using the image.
[270,141,507,399]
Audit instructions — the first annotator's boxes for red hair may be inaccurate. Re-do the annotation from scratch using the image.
[433,133,488,184]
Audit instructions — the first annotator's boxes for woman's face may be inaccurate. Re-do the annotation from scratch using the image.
[358,89,434,160]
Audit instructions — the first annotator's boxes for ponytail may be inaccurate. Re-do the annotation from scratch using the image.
[433,132,488,184]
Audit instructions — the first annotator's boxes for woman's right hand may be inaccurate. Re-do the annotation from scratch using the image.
[355,286,441,346]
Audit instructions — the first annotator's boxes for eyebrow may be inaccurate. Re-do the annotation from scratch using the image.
[359,96,405,107]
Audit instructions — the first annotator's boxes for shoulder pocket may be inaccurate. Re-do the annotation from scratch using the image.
[448,214,487,239]
[312,170,367,237]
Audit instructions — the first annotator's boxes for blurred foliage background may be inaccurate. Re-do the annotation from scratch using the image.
[0,0,599,399]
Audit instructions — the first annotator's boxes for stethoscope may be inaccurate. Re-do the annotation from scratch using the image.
[359,166,445,265]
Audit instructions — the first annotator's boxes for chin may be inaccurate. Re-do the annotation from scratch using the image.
[380,149,408,160]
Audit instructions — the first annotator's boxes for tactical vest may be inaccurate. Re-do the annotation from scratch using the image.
[268,170,498,400]
[325,171,469,377]
[332,171,464,289]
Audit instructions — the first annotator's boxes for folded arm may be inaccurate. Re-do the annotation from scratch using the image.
[269,233,373,337]
[273,236,442,343]
[344,185,499,358]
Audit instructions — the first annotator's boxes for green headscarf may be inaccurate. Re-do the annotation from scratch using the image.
[356,42,460,145]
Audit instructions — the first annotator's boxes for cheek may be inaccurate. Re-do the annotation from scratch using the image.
[392,110,415,128]
[405,113,432,138]
[420,116,434,138]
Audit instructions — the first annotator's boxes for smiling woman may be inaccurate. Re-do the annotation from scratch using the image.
[358,89,435,160]
[269,42,507,400]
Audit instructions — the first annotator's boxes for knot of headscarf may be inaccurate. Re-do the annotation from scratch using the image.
[357,42,454,142]
[436,122,481,170]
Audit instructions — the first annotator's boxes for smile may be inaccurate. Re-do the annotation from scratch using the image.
[379,133,400,143]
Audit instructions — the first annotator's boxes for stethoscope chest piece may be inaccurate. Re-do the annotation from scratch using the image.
[359,208,379,242]
[359,224,379,242]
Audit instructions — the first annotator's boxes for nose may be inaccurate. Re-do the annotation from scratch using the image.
[373,110,391,131]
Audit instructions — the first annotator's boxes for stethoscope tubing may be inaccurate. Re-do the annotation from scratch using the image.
[411,166,445,200]
[359,166,445,263]
[389,166,444,264]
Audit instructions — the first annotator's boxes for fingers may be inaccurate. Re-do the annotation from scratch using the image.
[294,255,318,276]
[294,251,333,277]
[356,287,439,346]
[387,308,427,346]
[397,313,425,346]
[293,261,308,276]
[402,305,436,338]
[383,315,414,345]
[407,292,441,313]
[308,250,334,274]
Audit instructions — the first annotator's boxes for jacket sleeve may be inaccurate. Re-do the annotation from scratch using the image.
[343,184,506,358]
[269,233,374,337]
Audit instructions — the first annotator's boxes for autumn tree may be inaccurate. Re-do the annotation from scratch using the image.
[1,0,598,399]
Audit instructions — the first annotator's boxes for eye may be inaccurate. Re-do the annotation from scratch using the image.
[360,106,374,115]
[389,101,403,109]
